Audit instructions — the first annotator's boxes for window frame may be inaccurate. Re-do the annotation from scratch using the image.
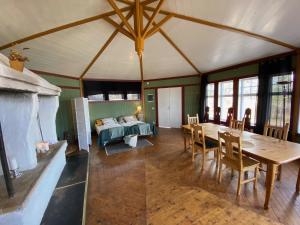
[237,76,259,126]
[205,74,259,126]
[205,83,215,121]
[269,73,294,128]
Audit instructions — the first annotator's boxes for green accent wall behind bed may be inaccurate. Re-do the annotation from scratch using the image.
[89,100,141,129]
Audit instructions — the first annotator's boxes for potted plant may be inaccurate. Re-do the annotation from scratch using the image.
[9,48,29,72]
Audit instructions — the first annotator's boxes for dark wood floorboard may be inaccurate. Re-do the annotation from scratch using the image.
[86,128,300,225]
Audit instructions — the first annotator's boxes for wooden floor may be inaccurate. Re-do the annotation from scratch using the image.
[86,128,300,225]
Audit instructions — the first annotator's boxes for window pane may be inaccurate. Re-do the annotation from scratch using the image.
[269,73,293,127]
[108,94,124,101]
[205,83,215,119]
[238,77,258,125]
[206,96,214,119]
[88,94,104,101]
[218,80,233,121]
[127,93,140,100]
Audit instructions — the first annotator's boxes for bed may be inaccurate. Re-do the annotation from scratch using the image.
[95,116,157,147]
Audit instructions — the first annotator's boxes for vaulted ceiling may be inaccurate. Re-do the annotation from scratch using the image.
[0,0,299,80]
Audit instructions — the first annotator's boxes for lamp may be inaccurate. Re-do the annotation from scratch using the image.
[136,105,144,121]
[136,105,142,113]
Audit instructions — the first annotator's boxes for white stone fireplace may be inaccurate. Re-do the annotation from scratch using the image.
[0,53,67,225]
[0,53,61,173]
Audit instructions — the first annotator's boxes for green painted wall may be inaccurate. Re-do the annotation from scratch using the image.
[89,100,141,128]
[40,74,80,140]
[184,85,201,124]
[144,76,201,125]
[144,89,156,124]
[207,64,258,82]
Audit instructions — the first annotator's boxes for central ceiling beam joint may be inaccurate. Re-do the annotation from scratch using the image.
[107,0,137,39]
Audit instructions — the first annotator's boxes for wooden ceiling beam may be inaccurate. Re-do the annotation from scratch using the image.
[138,54,145,115]
[115,0,134,5]
[144,6,298,50]
[80,11,133,79]
[0,6,132,51]
[141,0,159,6]
[145,14,173,39]
[144,11,202,75]
[107,0,137,39]
[142,0,165,38]
[115,0,158,6]
[104,17,134,40]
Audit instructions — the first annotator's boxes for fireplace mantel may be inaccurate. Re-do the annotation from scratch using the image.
[0,54,61,96]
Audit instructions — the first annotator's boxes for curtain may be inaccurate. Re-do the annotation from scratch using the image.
[255,55,292,133]
[199,75,208,122]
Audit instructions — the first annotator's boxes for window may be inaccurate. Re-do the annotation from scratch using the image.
[127,93,140,100]
[205,83,214,120]
[87,94,105,101]
[108,93,124,101]
[238,77,258,125]
[269,73,293,127]
[218,80,233,121]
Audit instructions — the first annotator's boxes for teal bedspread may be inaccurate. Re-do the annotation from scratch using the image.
[97,123,157,147]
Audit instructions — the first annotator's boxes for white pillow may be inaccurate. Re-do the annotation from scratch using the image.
[102,117,117,125]
[124,115,138,123]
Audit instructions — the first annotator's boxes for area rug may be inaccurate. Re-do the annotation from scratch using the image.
[105,138,153,156]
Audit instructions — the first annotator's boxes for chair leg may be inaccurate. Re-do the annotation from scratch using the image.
[218,162,223,183]
[254,166,258,189]
[192,144,195,161]
[201,149,205,169]
[231,169,234,178]
[277,165,282,181]
[237,171,242,197]
[215,150,219,172]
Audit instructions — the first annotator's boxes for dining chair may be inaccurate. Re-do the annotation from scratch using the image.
[214,107,221,124]
[263,122,289,141]
[226,107,234,126]
[191,125,218,168]
[229,118,245,131]
[244,108,251,131]
[262,122,290,181]
[184,114,200,151]
[218,131,260,197]
[203,106,209,122]
[187,113,199,125]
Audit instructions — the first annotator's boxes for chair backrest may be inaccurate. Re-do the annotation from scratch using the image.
[192,125,206,149]
[263,123,289,141]
[229,118,245,131]
[218,131,243,168]
[226,107,234,126]
[214,107,221,124]
[187,114,199,125]
[203,106,209,122]
[244,108,251,131]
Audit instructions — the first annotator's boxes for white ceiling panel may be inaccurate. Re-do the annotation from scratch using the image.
[0,1,299,79]
[0,0,112,46]
[143,32,197,79]
[0,20,115,77]
[162,18,290,73]
[162,0,300,47]
[85,33,140,80]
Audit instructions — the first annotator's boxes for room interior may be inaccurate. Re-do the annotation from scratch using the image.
[1,0,300,225]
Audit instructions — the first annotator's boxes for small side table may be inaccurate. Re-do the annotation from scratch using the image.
[124,135,138,148]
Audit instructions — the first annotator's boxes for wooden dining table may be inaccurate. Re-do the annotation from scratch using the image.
[182,123,300,209]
